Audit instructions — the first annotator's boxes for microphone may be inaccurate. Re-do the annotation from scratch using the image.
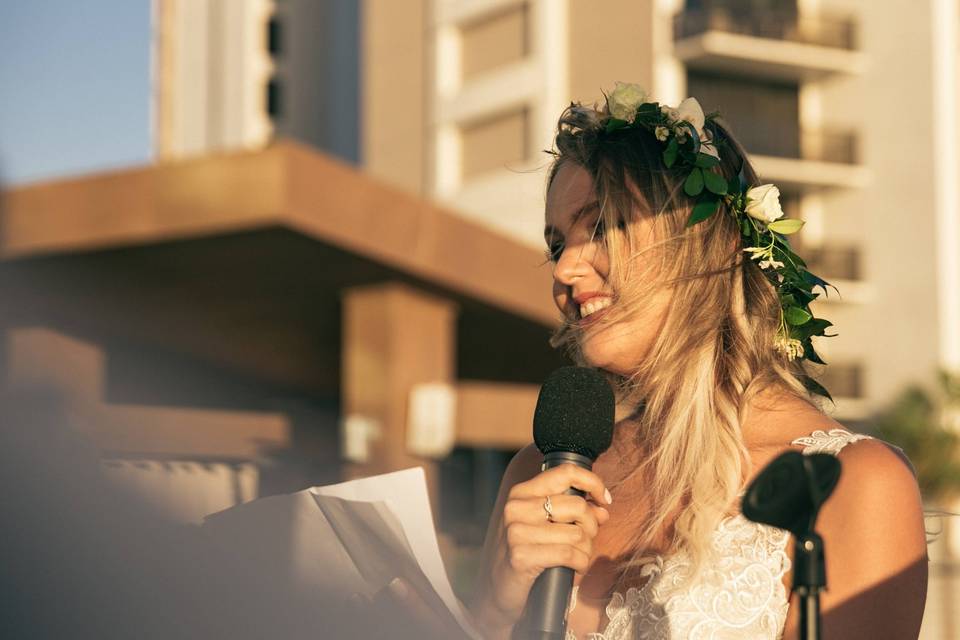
[522,367,615,640]
[742,450,842,640]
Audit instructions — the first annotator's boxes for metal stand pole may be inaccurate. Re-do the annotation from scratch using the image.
[793,531,826,640]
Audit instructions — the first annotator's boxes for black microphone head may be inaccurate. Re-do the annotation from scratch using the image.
[742,451,841,537]
[533,367,615,461]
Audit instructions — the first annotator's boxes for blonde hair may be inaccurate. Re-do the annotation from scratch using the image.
[546,104,817,583]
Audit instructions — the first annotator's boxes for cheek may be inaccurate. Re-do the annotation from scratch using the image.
[580,320,648,370]
[579,289,672,372]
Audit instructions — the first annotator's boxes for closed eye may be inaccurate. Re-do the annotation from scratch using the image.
[543,241,564,263]
[590,215,626,241]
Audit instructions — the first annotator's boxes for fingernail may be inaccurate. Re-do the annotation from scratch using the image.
[604,489,613,505]
[388,577,408,599]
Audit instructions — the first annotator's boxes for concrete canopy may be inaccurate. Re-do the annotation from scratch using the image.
[0,142,567,460]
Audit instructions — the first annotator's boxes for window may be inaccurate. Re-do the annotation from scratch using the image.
[460,108,529,179]
[460,4,529,81]
[687,71,800,159]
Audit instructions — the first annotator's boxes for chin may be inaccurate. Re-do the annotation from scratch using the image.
[580,335,639,377]
[580,316,655,376]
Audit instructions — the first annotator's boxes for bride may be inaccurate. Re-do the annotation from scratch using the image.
[465,84,928,639]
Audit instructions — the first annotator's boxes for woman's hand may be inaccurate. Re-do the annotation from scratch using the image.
[476,462,612,634]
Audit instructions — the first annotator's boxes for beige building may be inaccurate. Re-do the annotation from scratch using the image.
[150,0,959,632]
[153,0,960,419]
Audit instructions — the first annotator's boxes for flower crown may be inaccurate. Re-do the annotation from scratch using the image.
[596,82,836,398]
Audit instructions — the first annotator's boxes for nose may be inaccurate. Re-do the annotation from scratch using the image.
[553,241,595,287]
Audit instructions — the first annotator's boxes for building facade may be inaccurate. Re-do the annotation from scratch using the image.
[150,0,959,632]
[152,0,960,423]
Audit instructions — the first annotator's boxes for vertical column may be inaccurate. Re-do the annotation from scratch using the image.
[362,0,427,194]
[341,283,457,519]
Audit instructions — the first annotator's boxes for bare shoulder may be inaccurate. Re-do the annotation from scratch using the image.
[745,389,844,450]
[833,437,918,489]
[788,435,929,638]
[822,437,924,538]
[771,399,924,535]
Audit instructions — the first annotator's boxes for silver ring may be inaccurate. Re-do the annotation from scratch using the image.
[543,495,554,522]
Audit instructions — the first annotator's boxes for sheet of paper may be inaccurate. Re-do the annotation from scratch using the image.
[202,490,363,637]
[311,466,481,638]
[203,466,480,639]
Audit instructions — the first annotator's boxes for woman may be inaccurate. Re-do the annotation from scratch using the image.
[467,84,928,639]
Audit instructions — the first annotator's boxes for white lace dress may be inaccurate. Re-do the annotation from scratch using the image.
[565,428,872,640]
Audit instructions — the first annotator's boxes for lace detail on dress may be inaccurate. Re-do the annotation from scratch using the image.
[566,515,790,640]
[791,428,872,456]
[564,428,871,640]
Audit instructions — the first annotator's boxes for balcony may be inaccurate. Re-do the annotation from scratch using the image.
[751,129,869,192]
[801,245,874,305]
[813,362,871,421]
[674,9,866,82]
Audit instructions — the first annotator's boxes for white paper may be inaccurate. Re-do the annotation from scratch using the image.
[203,466,480,639]
[311,467,480,638]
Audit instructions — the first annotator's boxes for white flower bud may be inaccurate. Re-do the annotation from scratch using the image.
[607,82,647,122]
[655,126,670,142]
[673,97,706,135]
[744,184,785,223]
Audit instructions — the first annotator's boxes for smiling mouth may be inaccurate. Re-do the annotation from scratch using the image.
[577,297,613,324]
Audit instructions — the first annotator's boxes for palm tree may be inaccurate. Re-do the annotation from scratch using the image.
[872,370,960,502]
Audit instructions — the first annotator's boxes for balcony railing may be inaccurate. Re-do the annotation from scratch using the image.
[802,246,862,281]
[675,9,858,51]
[741,129,859,165]
[799,130,859,164]
[816,362,864,399]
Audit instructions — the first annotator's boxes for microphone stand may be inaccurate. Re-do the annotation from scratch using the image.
[792,452,830,640]
[793,531,825,640]
[741,451,840,640]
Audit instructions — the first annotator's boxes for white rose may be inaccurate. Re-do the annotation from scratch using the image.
[744,184,784,223]
[672,97,706,135]
[662,97,718,156]
[607,82,647,122]
[655,126,670,141]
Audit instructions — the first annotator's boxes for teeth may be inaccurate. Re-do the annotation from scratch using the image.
[580,297,612,318]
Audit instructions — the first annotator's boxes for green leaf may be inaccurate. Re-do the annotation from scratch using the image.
[785,306,812,326]
[605,118,628,133]
[793,317,833,341]
[740,219,751,236]
[803,342,827,365]
[801,375,833,402]
[804,318,835,337]
[684,168,705,196]
[695,153,721,169]
[772,244,806,269]
[768,219,805,235]
[636,102,660,118]
[686,195,720,227]
[703,170,727,195]
[663,137,679,168]
[685,125,702,154]
[791,288,817,307]
[728,176,742,196]
[802,271,837,297]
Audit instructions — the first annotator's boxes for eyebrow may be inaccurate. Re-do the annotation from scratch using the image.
[543,200,601,241]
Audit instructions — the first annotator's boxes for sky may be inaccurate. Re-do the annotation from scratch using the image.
[0,1,152,186]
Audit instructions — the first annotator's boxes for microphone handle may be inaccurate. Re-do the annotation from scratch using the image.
[522,451,594,640]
